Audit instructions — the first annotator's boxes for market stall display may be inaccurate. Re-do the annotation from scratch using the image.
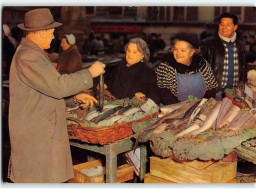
[133,83,256,161]
[67,97,159,145]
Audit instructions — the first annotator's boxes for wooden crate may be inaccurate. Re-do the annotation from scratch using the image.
[144,173,175,183]
[72,160,134,183]
[144,173,239,183]
[149,156,237,183]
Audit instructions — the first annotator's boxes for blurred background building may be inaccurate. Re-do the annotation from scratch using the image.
[2,6,256,53]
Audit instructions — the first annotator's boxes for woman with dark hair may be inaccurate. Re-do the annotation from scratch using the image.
[155,32,218,105]
[105,37,161,104]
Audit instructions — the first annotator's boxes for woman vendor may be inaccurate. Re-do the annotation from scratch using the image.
[105,37,161,104]
[155,32,218,105]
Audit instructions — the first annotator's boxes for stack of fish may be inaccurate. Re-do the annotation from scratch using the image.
[137,97,256,142]
[132,97,256,160]
[68,98,159,128]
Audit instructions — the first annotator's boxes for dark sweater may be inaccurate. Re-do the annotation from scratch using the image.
[105,60,161,104]
[155,53,218,105]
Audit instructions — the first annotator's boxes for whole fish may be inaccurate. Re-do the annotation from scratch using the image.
[215,97,233,129]
[152,123,169,134]
[92,106,123,124]
[145,101,198,131]
[85,104,120,121]
[196,98,217,122]
[122,107,141,116]
[174,123,200,140]
[228,110,256,132]
[118,105,132,115]
[164,100,201,130]
[219,116,256,138]
[218,104,241,128]
[188,98,208,126]
[133,100,199,150]
[158,100,188,117]
[189,101,222,138]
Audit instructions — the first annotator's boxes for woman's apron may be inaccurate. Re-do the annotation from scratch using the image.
[176,71,206,101]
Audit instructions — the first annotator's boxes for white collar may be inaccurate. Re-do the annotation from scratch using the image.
[218,32,237,43]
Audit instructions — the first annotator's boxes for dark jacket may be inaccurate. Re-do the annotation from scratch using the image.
[105,60,161,104]
[57,45,82,74]
[200,31,247,89]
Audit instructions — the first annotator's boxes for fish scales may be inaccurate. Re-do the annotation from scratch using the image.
[93,106,123,124]
[216,97,233,129]
[133,100,199,150]
[118,105,132,115]
[163,100,201,130]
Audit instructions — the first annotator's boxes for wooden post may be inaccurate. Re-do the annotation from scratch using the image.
[105,144,117,183]
[140,144,147,182]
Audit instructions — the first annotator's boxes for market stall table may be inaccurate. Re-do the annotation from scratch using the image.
[69,135,147,183]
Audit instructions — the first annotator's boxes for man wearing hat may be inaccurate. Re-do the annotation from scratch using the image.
[8,8,105,183]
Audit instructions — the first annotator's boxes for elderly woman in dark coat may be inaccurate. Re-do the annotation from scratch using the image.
[105,37,161,104]
[155,32,218,105]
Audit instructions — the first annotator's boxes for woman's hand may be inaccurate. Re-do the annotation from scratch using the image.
[74,93,98,108]
[134,92,146,102]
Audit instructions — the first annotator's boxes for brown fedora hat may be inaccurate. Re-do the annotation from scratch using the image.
[18,8,62,31]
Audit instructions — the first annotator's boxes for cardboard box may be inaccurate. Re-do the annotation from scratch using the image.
[72,160,134,183]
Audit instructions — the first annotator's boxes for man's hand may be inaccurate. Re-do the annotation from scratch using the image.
[88,61,106,78]
[96,83,108,90]
[74,93,98,108]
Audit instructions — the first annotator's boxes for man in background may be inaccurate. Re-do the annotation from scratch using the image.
[200,12,247,98]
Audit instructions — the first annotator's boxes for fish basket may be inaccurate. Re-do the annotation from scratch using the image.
[68,112,158,145]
